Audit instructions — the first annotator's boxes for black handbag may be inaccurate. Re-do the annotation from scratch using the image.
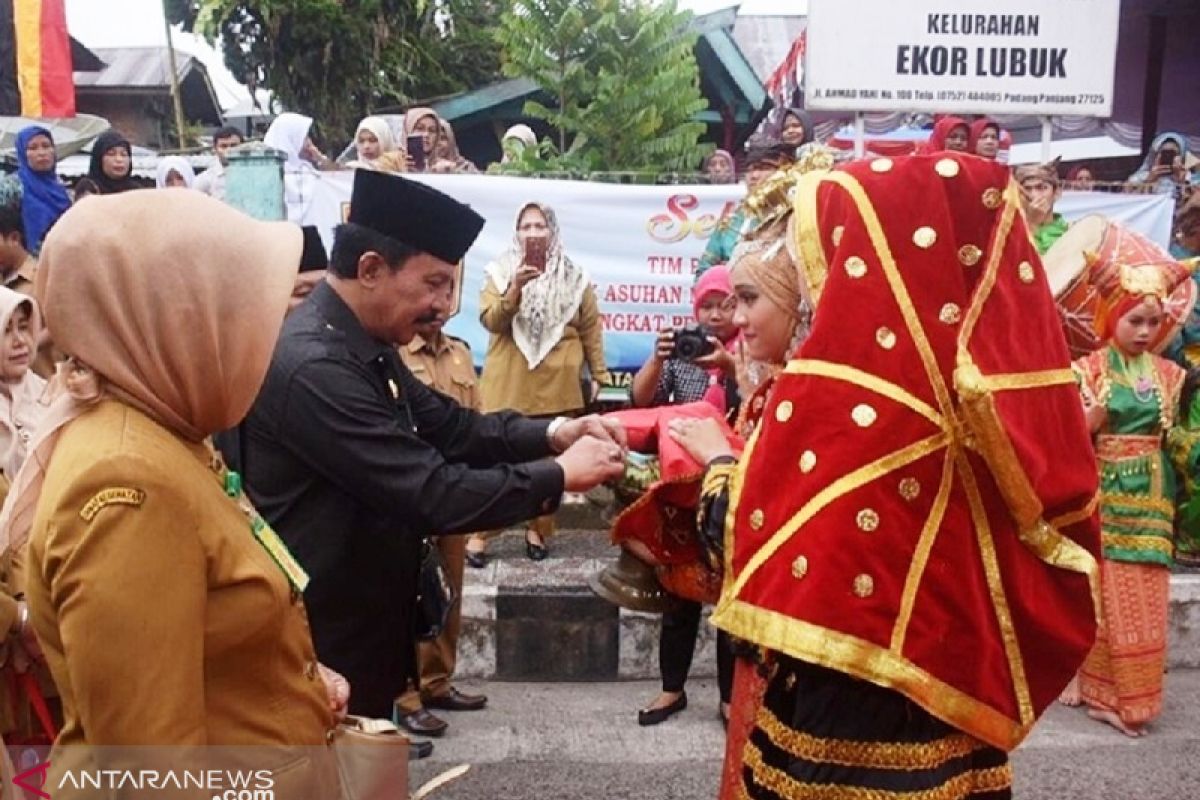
[415,538,456,640]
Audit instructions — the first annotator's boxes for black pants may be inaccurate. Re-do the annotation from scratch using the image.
[659,599,733,701]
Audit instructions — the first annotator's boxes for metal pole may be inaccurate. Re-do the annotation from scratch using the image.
[1040,116,1052,163]
[854,112,865,159]
[162,2,188,149]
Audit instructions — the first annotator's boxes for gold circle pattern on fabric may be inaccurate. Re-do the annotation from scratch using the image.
[870,158,894,173]
[1019,261,1035,284]
[844,256,868,278]
[853,574,875,598]
[913,227,938,249]
[852,404,878,427]
[935,158,960,178]
[876,327,896,350]
[776,400,794,423]
[791,555,809,580]
[856,509,880,532]
[799,450,817,473]
[899,477,921,501]
[939,303,962,325]
[958,245,983,267]
[982,187,1003,209]
[832,226,845,246]
[750,509,765,530]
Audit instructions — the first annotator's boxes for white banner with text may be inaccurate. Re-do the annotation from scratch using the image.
[303,172,1174,374]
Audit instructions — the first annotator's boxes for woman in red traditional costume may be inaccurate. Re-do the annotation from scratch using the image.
[691,153,1101,799]
[1069,231,1192,737]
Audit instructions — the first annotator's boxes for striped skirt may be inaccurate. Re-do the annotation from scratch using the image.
[1079,558,1170,726]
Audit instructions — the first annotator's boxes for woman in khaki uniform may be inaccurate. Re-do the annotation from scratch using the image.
[0,286,50,741]
[476,202,610,560]
[0,190,347,795]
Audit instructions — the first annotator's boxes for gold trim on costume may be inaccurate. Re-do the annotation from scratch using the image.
[742,739,1013,799]
[711,598,1026,751]
[785,359,944,427]
[954,449,1035,727]
[957,181,1018,348]
[1101,532,1175,554]
[978,369,1075,392]
[80,487,147,521]
[795,172,831,307]
[1048,494,1099,530]
[757,708,985,770]
[891,453,955,652]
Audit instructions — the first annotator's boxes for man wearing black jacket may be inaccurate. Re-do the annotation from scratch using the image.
[241,171,624,730]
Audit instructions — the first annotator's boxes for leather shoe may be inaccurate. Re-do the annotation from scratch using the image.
[408,740,434,760]
[397,708,448,737]
[425,687,488,712]
[465,550,487,569]
[637,692,687,726]
[526,536,549,561]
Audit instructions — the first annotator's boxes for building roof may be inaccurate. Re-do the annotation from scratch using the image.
[73,46,224,125]
[430,8,766,133]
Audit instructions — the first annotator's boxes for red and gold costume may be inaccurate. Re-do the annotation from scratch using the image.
[713,154,1102,797]
[1070,226,1192,730]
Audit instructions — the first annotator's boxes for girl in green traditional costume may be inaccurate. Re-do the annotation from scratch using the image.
[1070,249,1194,736]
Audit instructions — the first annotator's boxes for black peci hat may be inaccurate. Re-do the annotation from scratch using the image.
[348,170,485,264]
[300,225,328,270]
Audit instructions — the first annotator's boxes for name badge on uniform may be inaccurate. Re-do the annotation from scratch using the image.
[251,516,311,593]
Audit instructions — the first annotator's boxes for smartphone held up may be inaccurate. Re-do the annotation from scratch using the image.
[524,236,548,272]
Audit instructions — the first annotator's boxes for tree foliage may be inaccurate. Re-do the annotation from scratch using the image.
[495,0,709,173]
[166,1,503,145]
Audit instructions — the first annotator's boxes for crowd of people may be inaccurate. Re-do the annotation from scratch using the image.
[0,100,1195,800]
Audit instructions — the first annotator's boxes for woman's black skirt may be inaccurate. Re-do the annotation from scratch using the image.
[739,656,1012,800]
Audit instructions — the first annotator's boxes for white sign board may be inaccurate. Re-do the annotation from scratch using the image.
[805,0,1120,116]
[301,173,1172,373]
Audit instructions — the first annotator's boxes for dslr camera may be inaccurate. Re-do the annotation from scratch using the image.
[671,324,715,361]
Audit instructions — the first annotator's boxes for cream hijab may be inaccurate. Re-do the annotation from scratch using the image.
[0,189,301,555]
[484,202,587,369]
[263,112,314,170]
[354,116,395,161]
[0,287,47,479]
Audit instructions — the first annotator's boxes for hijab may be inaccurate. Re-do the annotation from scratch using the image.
[154,155,196,189]
[483,202,588,369]
[14,126,71,255]
[403,107,439,137]
[923,116,969,154]
[1129,132,1194,191]
[263,112,314,170]
[86,130,137,194]
[434,119,478,173]
[0,287,47,480]
[780,108,815,147]
[502,124,537,150]
[0,189,301,555]
[354,116,395,162]
[968,118,1001,159]
[704,149,736,183]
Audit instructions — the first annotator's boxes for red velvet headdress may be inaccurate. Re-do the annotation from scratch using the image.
[712,154,1101,751]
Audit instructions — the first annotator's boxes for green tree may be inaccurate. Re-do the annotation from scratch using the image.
[166,0,502,145]
[495,0,709,173]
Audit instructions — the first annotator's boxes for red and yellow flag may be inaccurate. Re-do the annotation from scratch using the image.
[0,0,75,117]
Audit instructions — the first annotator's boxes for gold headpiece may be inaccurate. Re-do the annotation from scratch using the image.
[742,145,837,230]
[1118,263,1168,300]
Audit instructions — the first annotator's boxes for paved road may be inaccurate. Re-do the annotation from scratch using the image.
[410,671,1200,799]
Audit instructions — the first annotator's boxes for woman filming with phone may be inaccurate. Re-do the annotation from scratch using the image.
[403,108,442,173]
[473,202,611,564]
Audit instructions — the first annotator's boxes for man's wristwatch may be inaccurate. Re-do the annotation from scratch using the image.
[546,416,570,453]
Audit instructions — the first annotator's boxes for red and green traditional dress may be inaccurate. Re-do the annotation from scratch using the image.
[1074,345,1183,725]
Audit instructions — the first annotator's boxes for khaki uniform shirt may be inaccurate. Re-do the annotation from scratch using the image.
[400,333,480,411]
[477,283,611,415]
[24,400,341,792]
